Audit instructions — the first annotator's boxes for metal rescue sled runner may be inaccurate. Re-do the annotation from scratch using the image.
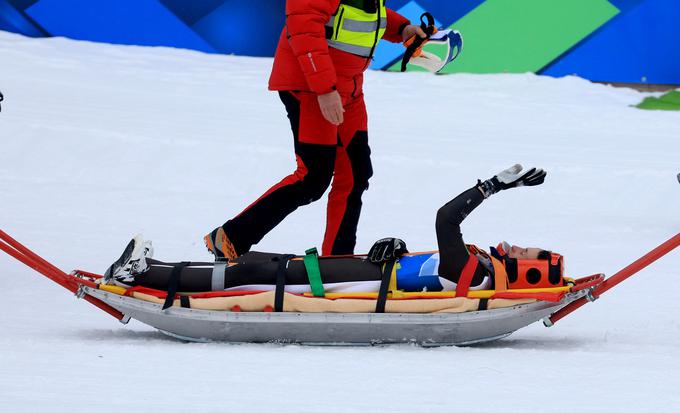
[1,229,678,346]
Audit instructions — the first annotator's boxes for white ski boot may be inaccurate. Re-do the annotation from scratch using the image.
[103,234,153,286]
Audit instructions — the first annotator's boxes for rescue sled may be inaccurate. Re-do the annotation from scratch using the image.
[2,229,678,346]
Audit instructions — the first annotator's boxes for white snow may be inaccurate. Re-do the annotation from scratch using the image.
[1,31,679,412]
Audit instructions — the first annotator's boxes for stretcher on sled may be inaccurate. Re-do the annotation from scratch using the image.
[2,229,678,346]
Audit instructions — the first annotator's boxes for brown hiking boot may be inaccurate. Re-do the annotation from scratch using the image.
[204,226,238,260]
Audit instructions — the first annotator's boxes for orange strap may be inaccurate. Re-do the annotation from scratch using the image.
[403,27,438,58]
[455,255,478,297]
[490,256,508,292]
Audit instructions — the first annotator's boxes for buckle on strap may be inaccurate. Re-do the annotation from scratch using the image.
[303,247,325,297]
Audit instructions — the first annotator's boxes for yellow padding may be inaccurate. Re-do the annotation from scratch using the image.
[305,285,571,300]
[99,284,127,295]
[388,262,397,292]
[132,290,536,313]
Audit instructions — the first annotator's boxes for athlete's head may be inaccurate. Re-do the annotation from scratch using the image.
[496,241,550,260]
[506,245,548,260]
[492,241,564,288]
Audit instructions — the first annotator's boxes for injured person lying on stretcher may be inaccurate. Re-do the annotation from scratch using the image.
[103,165,564,295]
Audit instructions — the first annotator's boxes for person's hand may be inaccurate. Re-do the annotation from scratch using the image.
[478,164,547,198]
[317,90,344,125]
[401,24,428,42]
[368,238,408,264]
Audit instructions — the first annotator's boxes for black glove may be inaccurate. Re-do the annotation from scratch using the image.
[368,238,408,264]
[478,164,546,198]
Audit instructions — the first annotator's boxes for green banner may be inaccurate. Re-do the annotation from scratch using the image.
[391,0,619,74]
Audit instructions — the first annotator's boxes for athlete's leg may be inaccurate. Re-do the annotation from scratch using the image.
[322,95,372,255]
[221,91,337,255]
[125,255,382,292]
[133,258,216,291]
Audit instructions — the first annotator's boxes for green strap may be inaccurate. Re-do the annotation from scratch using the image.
[303,247,325,297]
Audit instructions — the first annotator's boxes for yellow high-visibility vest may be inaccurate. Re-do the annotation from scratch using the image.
[326,0,387,57]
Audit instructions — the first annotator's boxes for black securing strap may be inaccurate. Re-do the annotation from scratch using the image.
[375,260,395,313]
[400,12,436,72]
[478,298,488,311]
[548,256,563,285]
[162,261,190,310]
[274,254,296,312]
[180,295,190,308]
[505,259,518,284]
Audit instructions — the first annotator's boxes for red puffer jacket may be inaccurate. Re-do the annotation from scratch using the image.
[269,0,409,97]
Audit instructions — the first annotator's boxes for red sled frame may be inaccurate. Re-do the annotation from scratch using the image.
[545,231,680,326]
[0,229,125,321]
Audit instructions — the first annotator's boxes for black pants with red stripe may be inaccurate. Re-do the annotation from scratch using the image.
[223,91,373,256]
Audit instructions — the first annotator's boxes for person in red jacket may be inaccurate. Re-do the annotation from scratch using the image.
[205,1,428,260]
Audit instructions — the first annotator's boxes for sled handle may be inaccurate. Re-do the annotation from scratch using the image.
[547,232,680,326]
[0,230,75,290]
[0,229,125,321]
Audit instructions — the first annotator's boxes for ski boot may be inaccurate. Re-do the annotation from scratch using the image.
[203,226,237,261]
[103,234,153,286]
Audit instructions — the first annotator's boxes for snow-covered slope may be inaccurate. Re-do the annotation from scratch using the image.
[1,31,679,412]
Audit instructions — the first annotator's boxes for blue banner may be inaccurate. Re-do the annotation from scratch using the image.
[1,0,678,84]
